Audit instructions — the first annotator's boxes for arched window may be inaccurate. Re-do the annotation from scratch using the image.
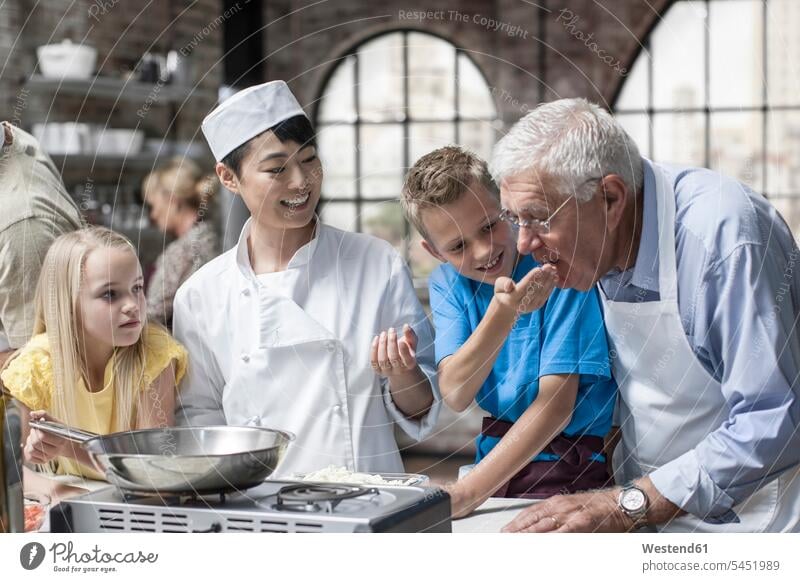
[315,30,499,279]
[613,0,800,236]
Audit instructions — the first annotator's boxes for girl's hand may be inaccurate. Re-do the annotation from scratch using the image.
[371,324,419,378]
[24,411,73,465]
[494,264,557,315]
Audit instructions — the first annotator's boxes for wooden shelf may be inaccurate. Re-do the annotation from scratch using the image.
[48,152,163,171]
[25,74,216,104]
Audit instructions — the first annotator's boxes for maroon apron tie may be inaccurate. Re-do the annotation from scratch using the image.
[481,417,611,499]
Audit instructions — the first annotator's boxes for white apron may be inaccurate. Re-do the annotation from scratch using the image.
[600,163,800,532]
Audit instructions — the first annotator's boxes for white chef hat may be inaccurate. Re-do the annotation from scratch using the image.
[201,80,308,162]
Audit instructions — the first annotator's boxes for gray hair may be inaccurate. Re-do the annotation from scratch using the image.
[489,98,643,202]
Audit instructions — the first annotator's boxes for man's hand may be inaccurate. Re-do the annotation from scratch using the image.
[502,488,634,533]
[2,121,13,146]
[502,477,684,532]
[494,264,557,315]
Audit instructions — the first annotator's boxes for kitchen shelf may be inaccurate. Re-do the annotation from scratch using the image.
[48,152,163,170]
[25,74,216,104]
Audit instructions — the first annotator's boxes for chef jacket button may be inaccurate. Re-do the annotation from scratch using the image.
[241,354,250,363]
[325,341,336,352]
[332,404,342,413]
[242,288,251,297]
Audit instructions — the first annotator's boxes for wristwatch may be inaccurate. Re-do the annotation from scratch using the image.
[618,483,649,528]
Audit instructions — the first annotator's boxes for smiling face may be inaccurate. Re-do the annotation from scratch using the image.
[217,130,322,232]
[499,169,610,291]
[420,180,518,285]
[78,246,146,349]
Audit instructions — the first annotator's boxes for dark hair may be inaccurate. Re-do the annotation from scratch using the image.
[221,114,316,176]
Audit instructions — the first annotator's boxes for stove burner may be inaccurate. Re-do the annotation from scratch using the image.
[275,483,378,513]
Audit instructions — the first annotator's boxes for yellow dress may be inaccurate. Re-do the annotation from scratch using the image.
[0,324,188,480]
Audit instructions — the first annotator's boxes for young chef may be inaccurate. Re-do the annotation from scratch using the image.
[172,80,440,477]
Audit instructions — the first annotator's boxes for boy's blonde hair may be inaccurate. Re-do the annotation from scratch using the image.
[401,146,498,241]
[32,226,150,436]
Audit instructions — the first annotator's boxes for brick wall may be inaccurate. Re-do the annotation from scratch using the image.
[1,1,675,165]
[260,0,673,124]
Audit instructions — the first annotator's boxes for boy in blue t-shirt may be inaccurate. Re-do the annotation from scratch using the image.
[401,146,616,519]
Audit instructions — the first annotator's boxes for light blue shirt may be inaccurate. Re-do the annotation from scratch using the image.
[600,159,800,521]
[429,255,617,465]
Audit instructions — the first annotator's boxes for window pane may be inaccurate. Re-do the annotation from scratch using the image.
[358,33,405,122]
[652,113,705,165]
[615,113,651,159]
[320,201,357,232]
[767,0,800,106]
[769,197,800,239]
[709,0,763,108]
[767,111,800,195]
[409,228,441,280]
[709,112,764,191]
[408,32,455,120]
[458,53,496,119]
[614,51,649,111]
[318,125,356,198]
[459,121,498,161]
[362,201,405,252]
[409,123,455,166]
[652,1,706,109]
[359,124,404,198]
[318,56,356,123]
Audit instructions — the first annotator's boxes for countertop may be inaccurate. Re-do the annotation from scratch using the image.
[452,497,540,533]
[26,470,537,533]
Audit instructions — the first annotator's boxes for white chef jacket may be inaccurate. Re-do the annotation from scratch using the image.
[173,219,441,477]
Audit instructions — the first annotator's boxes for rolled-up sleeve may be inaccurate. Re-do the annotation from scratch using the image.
[650,242,800,522]
[173,285,227,426]
[379,252,441,441]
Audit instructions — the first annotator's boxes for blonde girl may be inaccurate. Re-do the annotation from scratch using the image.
[0,226,188,479]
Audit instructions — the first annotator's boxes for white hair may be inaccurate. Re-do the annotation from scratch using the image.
[489,98,643,202]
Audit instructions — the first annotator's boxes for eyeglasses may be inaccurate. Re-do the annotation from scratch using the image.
[499,195,572,233]
[499,177,600,233]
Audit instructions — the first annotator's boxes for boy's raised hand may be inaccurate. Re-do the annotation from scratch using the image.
[494,264,557,314]
[371,324,419,377]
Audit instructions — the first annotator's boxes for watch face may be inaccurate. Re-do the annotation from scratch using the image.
[622,488,646,511]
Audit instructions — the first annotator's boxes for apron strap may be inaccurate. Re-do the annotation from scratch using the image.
[481,417,611,498]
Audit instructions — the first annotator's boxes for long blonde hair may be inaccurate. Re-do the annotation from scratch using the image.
[32,227,148,432]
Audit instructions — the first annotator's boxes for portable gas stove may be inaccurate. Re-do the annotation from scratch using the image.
[50,481,451,533]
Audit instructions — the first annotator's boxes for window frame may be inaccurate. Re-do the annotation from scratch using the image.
[313,29,499,275]
[611,0,800,201]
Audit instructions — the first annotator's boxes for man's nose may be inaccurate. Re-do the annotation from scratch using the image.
[516,226,543,255]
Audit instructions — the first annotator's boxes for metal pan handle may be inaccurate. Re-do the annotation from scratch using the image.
[29,419,98,444]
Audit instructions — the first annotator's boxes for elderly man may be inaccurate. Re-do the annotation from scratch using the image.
[0,121,82,366]
[490,98,800,533]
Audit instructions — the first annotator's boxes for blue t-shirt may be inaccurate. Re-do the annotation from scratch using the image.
[428,254,617,464]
